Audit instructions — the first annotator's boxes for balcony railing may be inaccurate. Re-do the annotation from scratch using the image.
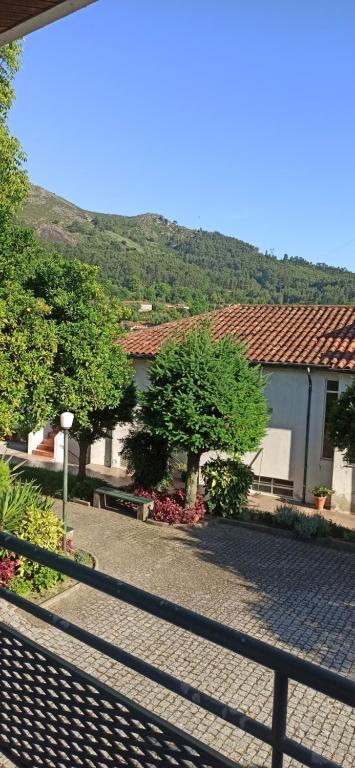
[0,532,354,768]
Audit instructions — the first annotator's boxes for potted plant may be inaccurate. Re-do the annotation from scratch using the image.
[312,485,334,510]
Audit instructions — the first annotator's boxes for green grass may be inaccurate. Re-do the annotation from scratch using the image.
[16,465,106,503]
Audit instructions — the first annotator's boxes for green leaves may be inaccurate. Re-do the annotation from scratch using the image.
[26,254,136,447]
[0,280,56,438]
[329,381,355,464]
[0,44,29,215]
[141,326,269,456]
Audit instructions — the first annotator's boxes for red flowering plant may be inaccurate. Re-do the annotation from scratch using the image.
[0,557,20,586]
[135,488,205,525]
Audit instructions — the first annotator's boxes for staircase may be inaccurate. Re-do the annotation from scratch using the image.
[32,430,55,459]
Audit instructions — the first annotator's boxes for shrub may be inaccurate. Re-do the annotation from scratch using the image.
[0,478,50,552]
[294,513,331,540]
[0,556,19,585]
[0,458,11,494]
[32,566,65,594]
[202,458,254,518]
[122,428,170,490]
[275,505,300,529]
[135,488,206,525]
[8,575,32,596]
[17,503,63,581]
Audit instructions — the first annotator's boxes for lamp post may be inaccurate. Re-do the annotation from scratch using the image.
[60,411,74,551]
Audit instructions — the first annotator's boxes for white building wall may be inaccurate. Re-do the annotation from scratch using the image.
[92,357,355,514]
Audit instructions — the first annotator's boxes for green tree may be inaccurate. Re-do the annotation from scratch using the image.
[141,326,268,507]
[0,43,29,214]
[0,281,56,438]
[329,381,355,464]
[27,255,136,477]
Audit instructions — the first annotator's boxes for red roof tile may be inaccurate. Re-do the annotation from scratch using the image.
[120,304,355,371]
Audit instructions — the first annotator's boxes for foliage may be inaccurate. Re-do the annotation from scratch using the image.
[0,556,19,585]
[0,280,56,438]
[293,514,331,540]
[121,427,170,490]
[230,504,355,543]
[274,505,299,529]
[312,485,334,498]
[7,575,32,596]
[17,503,63,580]
[135,488,205,525]
[75,548,94,567]
[202,458,254,517]
[0,459,11,494]
[18,184,355,309]
[32,566,65,594]
[0,44,29,214]
[26,254,136,476]
[0,478,50,546]
[141,326,268,506]
[329,379,355,464]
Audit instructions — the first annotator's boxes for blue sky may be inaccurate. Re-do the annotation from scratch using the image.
[9,0,355,270]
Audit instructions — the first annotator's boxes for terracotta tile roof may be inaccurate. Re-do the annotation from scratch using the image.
[120,304,355,371]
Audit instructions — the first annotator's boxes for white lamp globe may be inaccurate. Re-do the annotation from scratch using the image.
[60,411,74,430]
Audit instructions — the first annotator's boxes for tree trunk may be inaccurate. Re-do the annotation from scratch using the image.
[184,451,201,509]
[78,440,89,479]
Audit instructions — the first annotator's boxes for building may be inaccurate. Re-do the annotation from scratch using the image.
[121,300,153,313]
[26,303,355,512]
[120,304,354,513]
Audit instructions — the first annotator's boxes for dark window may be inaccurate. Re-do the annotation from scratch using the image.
[322,380,339,459]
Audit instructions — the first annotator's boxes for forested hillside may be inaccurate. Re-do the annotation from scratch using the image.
[19,185,355,315]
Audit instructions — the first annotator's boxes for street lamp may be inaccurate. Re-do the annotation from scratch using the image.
[60,411,74,551]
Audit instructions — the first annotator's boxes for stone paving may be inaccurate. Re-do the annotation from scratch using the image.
[1,501,355,767]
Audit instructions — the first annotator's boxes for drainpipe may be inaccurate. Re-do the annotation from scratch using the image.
[302,366,313,503]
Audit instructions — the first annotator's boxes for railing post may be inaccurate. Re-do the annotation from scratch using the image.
[271,671,288,768]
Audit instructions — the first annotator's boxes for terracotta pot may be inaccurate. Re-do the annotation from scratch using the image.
[314,495,326,510]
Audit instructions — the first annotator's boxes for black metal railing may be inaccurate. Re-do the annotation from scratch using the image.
[0,532,354,768]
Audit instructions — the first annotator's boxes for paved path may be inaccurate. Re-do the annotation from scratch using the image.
[1,501,355,767]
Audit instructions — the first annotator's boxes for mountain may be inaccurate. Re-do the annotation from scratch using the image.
[19,185,355,315]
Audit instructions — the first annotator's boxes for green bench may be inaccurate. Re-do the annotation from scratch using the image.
[93,487,154,522]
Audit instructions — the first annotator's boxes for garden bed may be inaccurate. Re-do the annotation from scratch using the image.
[216,516,355,553]
[27,549,96,605]
[211,506,355,553]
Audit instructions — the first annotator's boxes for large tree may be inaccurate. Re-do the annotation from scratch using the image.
[27,255,136,477]
[329,381,355,465]
[0,280,56,438]
[0,43,29,215]
[141,326,269,507]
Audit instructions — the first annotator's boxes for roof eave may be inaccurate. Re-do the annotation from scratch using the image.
[0,0,97,46]
[129,351,354,372]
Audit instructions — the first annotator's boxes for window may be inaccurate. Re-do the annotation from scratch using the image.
[321,380,339,459]
[252,476,294,498]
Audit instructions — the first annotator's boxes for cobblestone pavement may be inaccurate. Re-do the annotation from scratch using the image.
[1,501,355,767]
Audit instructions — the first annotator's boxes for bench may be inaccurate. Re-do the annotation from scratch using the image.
[93,487,154,522]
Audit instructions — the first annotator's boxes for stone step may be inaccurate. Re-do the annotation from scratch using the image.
[32,448,54,458]
[42,437,54,447]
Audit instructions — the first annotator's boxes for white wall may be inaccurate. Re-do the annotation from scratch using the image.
[331,376,355,514]
[91,357,355,514]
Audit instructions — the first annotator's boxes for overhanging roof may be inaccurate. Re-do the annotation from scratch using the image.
[0,0,98,46]
[120,303,355,371]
